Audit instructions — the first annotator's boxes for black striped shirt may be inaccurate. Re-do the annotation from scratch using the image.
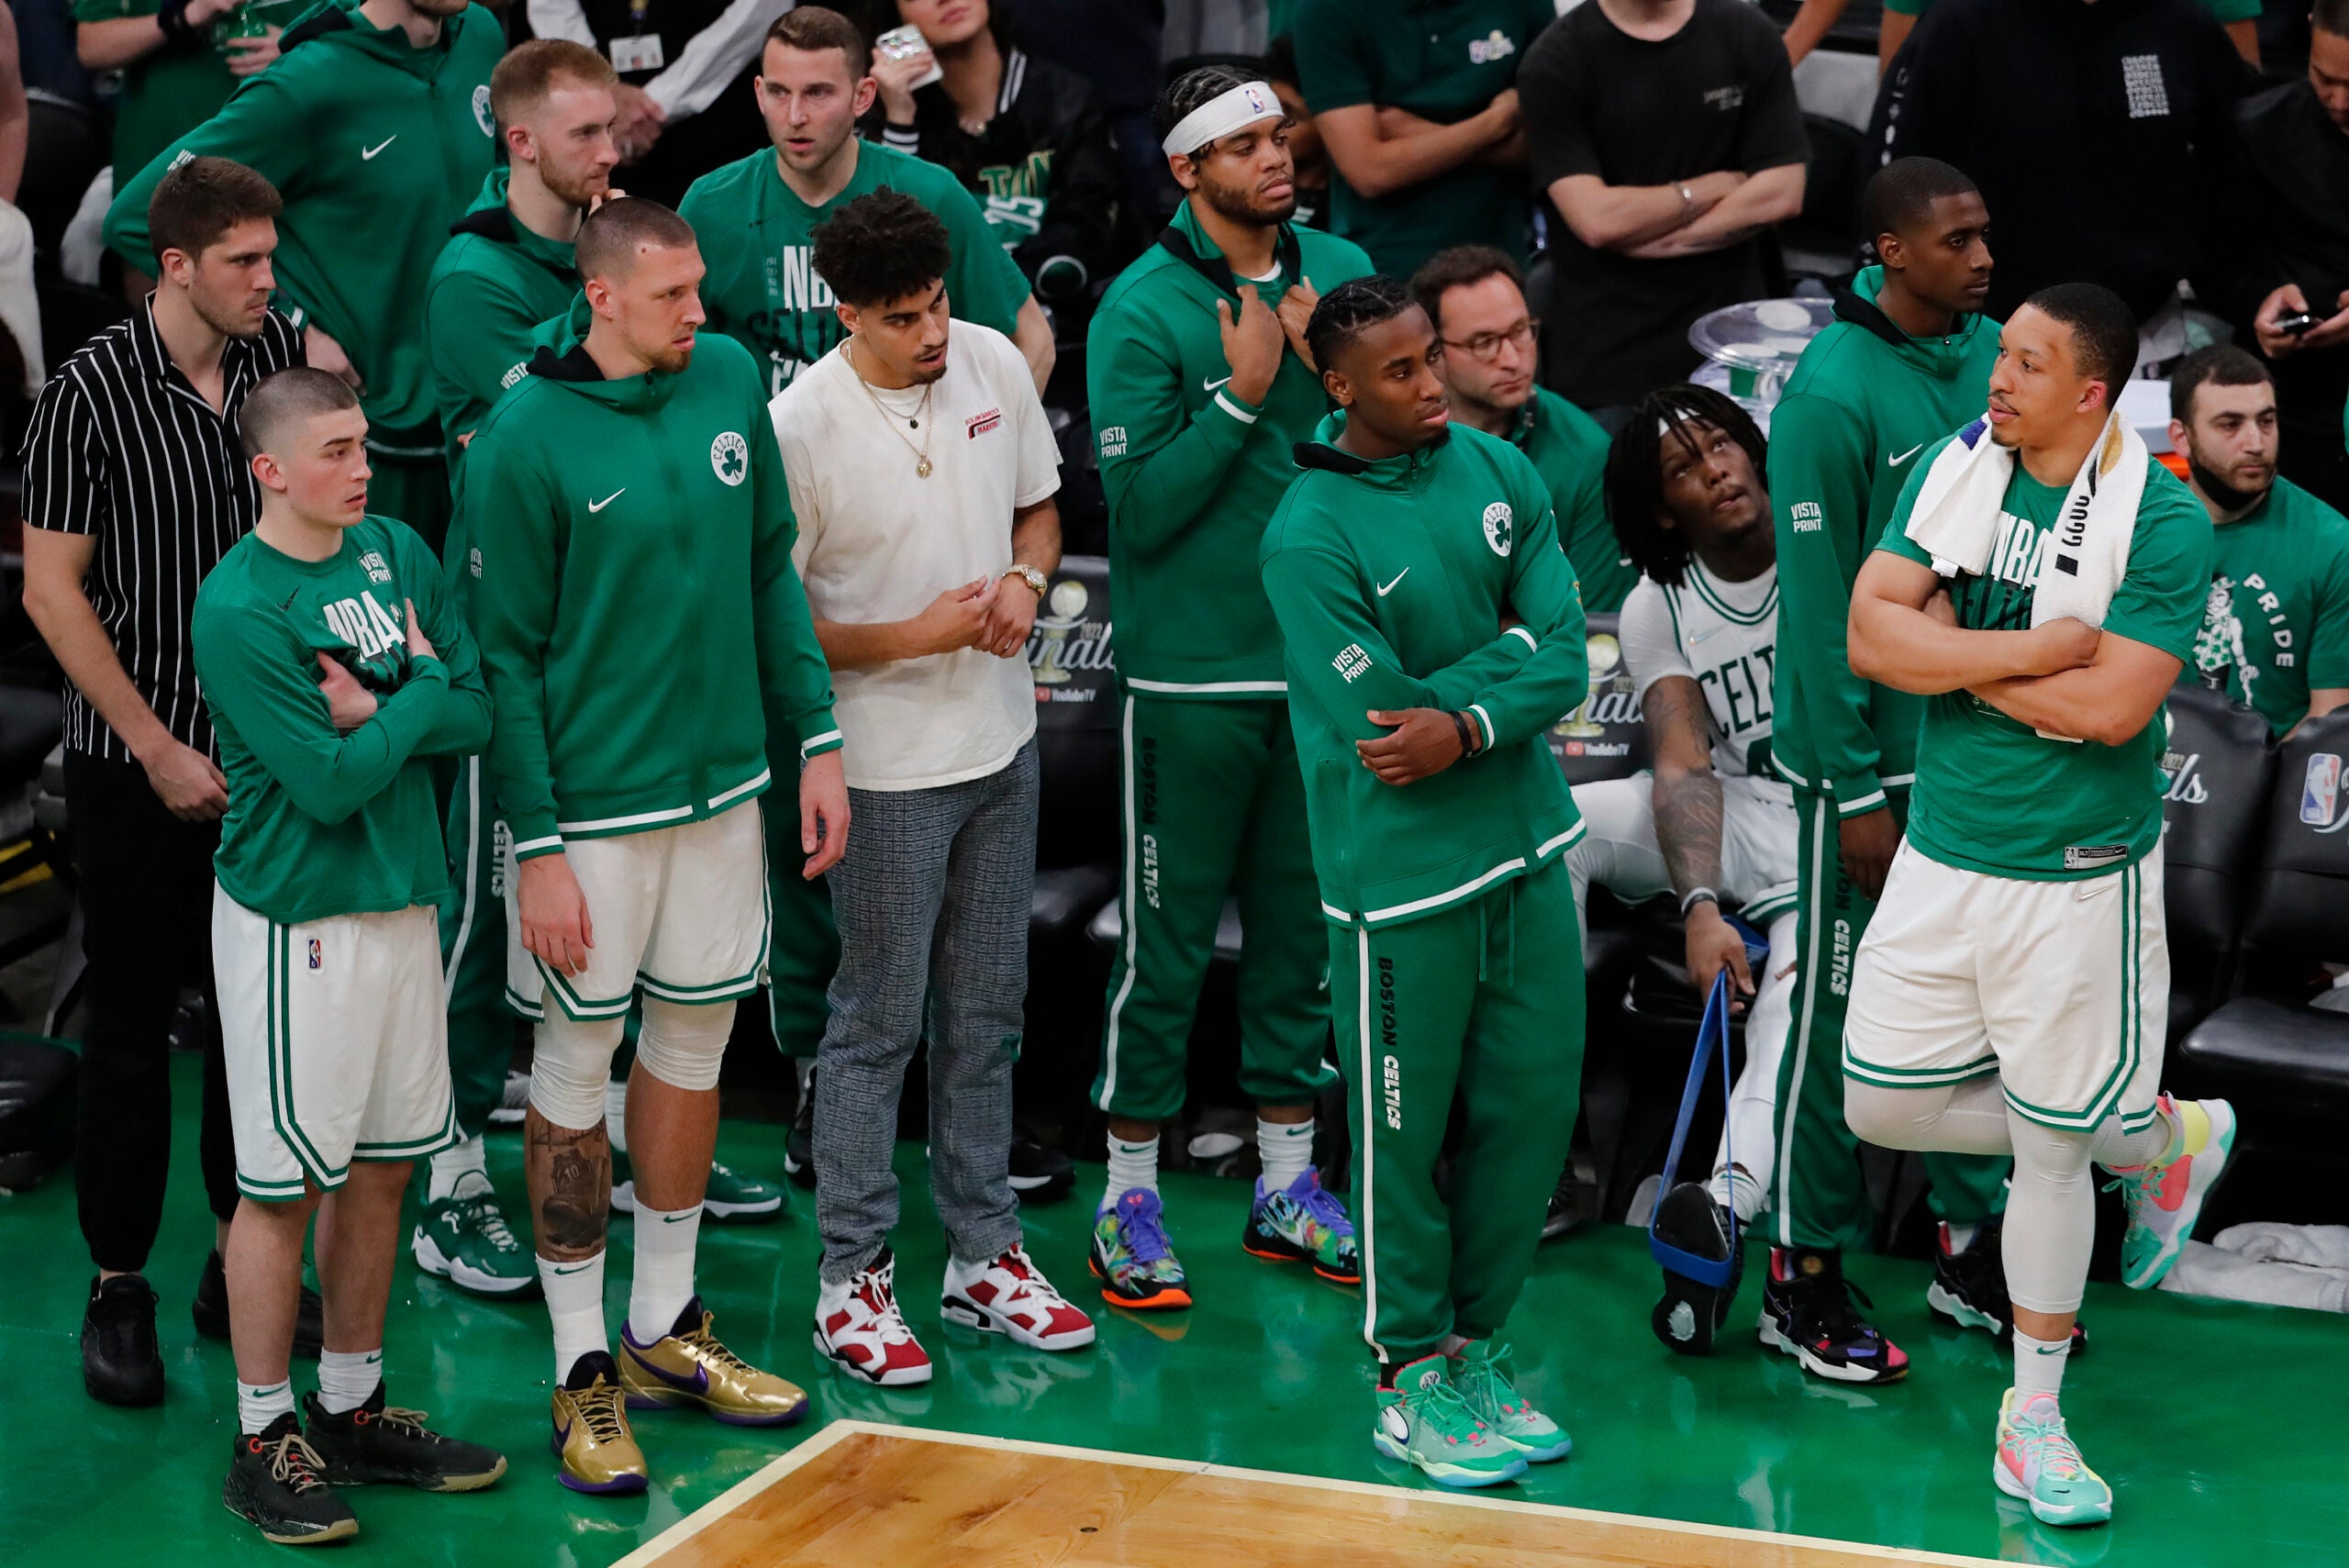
[21,300,302,762]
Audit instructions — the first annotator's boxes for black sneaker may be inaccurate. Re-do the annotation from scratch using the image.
[194,1250,324,1360]
[302,1385,507,1491]
[1925,1218,2090,1355]
[82,1274,165,1407]
[1649,1184,1744,1357]
[1008,1140,1074,1203]
[783,1070,816,1190]
[223,1413,358,1545]
[1757,1247,1909,1385]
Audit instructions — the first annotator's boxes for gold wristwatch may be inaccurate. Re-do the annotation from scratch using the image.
[1004,564,1048,597]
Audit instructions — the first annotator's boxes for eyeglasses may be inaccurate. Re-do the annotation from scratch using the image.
[1440,318,1541,363]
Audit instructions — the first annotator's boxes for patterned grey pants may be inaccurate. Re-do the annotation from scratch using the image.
[814,741,1038,1283]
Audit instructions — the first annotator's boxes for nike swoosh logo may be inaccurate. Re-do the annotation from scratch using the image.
[361,136,397,161]
[1889,444,1923,466]
[1376,569,1408,596]
[627,1344,710,1394]
[588,489,625,513]
[1203,374,1232,394]
[1687,627,1716,643]
[660,1211,692,1223]
[551,1262,595,1275]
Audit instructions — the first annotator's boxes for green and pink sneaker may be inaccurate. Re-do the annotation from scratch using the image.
[1993,1388,2112,1528]
[2106,1095,2235,1290]
[1449,1340,1571,1462]
[1373,1353,1527,1490]
[1242,1169,1360,1284]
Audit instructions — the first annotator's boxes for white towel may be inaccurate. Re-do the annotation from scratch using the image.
[1903,410,2146,631]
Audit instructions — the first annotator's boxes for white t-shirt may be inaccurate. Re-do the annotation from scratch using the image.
[771,323,1061,791]
[1617,556,1782,789]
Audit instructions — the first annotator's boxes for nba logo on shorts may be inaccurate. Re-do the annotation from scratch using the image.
[307,939,322,971]
[2301,753,2342,827]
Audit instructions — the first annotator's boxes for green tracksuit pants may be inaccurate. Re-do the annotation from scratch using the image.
[1331,858,1585,1368]
[1091,692,1332,1122]
[1774,785,2008,1250]
[440,754,515,1140]
[761,793,840,1059]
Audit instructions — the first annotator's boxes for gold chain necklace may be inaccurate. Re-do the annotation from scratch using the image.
[847,339,935,479]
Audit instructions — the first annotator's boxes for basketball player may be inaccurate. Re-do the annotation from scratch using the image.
[461,198,845,1494]
[1766,156,2016,1380]
[1565,386,1797,1353]
[195,368,504,1543]
[1845,283,2235,1528]
[1264,277,1587,1490]
[1083,65,1372,1310]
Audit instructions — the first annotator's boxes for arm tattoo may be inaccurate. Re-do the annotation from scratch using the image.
[527,1115,611,1261]
[1645,679,1727,902]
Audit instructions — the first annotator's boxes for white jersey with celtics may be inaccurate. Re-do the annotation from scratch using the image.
[1617,557,1786,794]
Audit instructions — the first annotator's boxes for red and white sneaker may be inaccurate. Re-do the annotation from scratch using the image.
[941,1245,1097,1351]
[813,1249,934,1386]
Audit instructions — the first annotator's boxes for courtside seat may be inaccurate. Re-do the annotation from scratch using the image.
[2159,684,2275,1041]
[2176,708,2349,1119]
[0,686,62,792]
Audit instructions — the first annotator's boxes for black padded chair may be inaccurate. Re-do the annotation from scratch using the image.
[2177,707,2349,1120]
[2158,684,2275,1041]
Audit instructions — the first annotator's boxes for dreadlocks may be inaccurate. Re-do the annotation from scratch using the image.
[1602,384,1768,590]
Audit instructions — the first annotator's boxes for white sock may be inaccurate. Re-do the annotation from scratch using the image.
[315,1347,383,1415]
[1946,1220,1980,1254]
[626,1202,702,1342]
[1103,1134,1159,1205]
[238,1377,295,1435]
[1708,1163,1765,1225]
[1258,1118,1315,1192]
[427,1133,491,1202]
[2014,1329,2070,1400]
[540,1250,608,1384]
[605,1078,629,1154]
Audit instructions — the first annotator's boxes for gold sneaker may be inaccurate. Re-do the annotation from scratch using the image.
[550,1353,649,1496]
[618,1296,810,1427]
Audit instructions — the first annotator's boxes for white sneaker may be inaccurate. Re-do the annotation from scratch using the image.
[940,1244,1096,1351]
[813,1250,933,1385]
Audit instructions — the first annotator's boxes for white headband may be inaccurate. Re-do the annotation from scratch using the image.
[1163,81,1283,157]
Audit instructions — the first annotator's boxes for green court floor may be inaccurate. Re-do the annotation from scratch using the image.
[5,1055,2344,1568]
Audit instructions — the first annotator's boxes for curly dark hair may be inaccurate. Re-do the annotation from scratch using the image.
[1305,274,1419,380]
[1602,384,1768,590]
[810,187,952,309]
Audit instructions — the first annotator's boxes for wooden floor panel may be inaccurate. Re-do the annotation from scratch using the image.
[625,1424,1996,1568]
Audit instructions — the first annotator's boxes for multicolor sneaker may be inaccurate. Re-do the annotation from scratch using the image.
[302,1385,507,1490]
[1993,1388,2113,1528]
[1241,1168,1360,1284]
[550,1351,648,1496]
[2107,1095,2235,1290]
[1926,1218,2089,1353]
[1090,1189,1191,1310]
[619,1296,808,1425]
[412,1184,536,1296]
[1448,1340,1570,1462]
[608,1151,785,1222]
[814,1250,933,1386]
[941,1245,1097,1351]
[1757,1247,1909,1385]
[1371,1353,1528,1489]
[1650,1182,1743,1357]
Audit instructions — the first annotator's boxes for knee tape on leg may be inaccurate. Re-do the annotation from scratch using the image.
[631,998,735,1094]
[529,1010,628,1129]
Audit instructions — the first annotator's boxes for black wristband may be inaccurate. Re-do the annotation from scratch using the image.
[1678,886,1720,917]
[1450,710,1474,761]
[156,0,200,47]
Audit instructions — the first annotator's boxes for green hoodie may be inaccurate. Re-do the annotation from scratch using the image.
[1767,266,2000,817]
[457,299,841,862]
[1262,416,1588,927]
[1089,205,1374,696]
[424,169,581,464]
[106,0,502,441]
